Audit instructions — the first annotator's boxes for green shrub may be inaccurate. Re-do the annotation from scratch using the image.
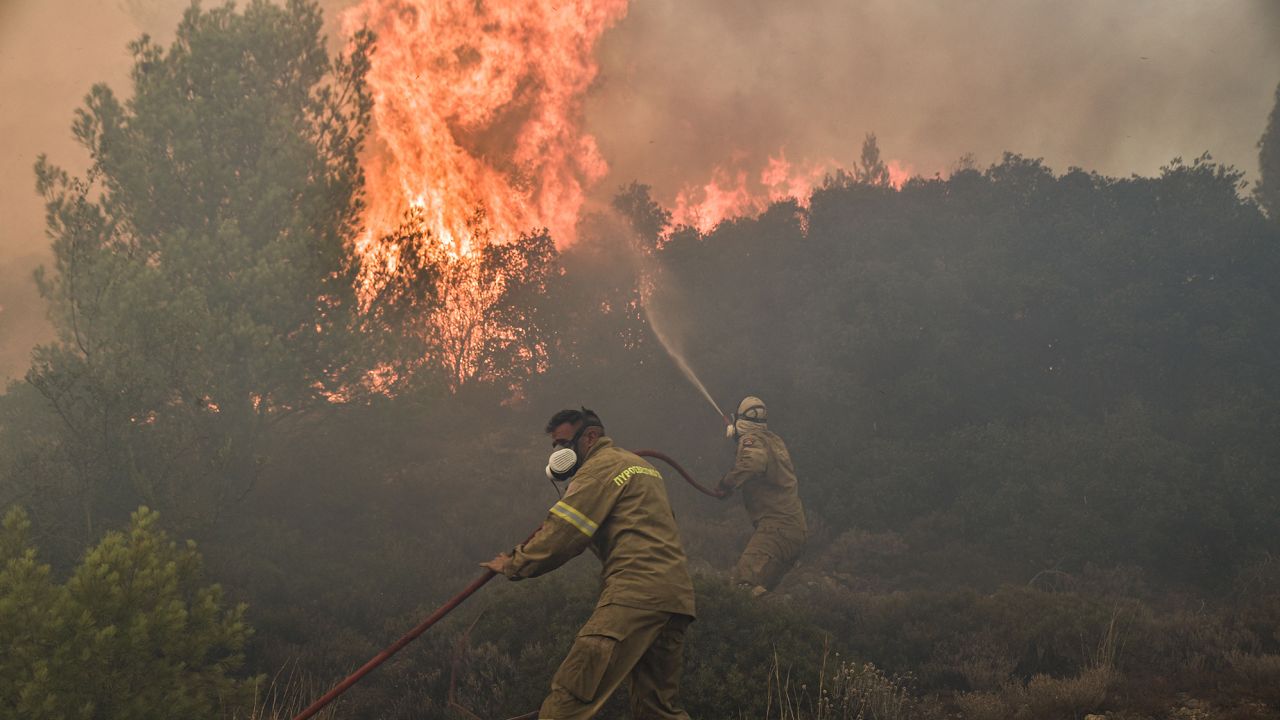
[0,506,258,720]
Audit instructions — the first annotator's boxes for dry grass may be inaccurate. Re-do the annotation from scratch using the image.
[1226,650,1280,704]
[952,603,1126,720]
[953,667,1111,720]
[239,661,338,720]
[764,645,916,720]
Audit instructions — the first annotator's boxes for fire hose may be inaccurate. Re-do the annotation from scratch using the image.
[633,449,724,499]
[291,450,722,720]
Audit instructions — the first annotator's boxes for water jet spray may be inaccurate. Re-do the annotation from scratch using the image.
[642,301,728,423]
[634,256,732,429]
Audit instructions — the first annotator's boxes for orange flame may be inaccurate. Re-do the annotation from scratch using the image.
[670,150,830,234]
[334,1,924,389]
[671,150,914,234]
[341,0,628,265]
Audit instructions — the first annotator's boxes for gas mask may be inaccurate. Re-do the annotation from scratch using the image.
[725,415,757,440]
[545,422,601,481]
[725,397,767,440]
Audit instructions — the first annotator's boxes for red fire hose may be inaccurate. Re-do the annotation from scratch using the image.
[291,450,721,720]
[633,449,724,498]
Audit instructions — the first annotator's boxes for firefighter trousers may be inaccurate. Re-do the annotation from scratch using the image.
[538,603,693,720]
[732,523,806,590]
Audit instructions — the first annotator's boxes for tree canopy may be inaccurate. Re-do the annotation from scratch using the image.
[0,506,255,720]
[22,0,374,535]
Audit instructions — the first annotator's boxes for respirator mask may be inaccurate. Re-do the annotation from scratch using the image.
[546,421,601,481]
[725,397,767,439]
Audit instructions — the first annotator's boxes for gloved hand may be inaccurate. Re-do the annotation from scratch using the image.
[715,477,734,499]
[480,552,512,575]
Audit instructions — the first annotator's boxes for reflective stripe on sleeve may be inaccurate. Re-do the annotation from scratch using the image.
[550,501,599,537]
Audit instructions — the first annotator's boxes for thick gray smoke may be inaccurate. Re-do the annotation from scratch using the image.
[586,0,1280,205]
[2,0,1278,381]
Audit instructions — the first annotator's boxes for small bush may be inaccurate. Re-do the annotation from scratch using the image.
[0,506,259,720]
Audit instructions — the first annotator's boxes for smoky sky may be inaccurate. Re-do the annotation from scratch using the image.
[2,0,1278,380]
[586,0,1280,203]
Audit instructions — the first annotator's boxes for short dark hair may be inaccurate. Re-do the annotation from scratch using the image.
[545,406,604,434]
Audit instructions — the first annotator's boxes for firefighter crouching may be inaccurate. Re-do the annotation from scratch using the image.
[483,407,696,720]
[717,396,807,596]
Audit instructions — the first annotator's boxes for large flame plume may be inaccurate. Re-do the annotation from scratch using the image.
[336,0,915,388]
[338,0,627,387]
[341,0,628,265]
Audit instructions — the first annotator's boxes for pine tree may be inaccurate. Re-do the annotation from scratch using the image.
[854,132,892,187]
[26,0,375,532]
[0,506,258,720]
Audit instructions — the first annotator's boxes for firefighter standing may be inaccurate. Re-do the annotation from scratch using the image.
[717,396,807,596]
[482,407,696,720]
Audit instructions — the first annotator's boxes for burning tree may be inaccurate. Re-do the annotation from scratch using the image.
[332,0,628,393]
[360,207,560,392]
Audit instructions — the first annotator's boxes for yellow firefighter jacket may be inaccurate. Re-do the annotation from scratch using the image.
[722,427,807,533]
[503,437,697,617]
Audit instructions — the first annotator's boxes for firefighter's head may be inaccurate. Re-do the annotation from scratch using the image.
[544,407,605,481]
[726,396,767,439]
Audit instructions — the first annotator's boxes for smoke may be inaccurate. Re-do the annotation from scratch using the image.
[0,253,51,384]
[0,0,344,381]
[2,0,1277,379]
[0,0,154,382]
[567,208,729,427]
[635,251,727,422]
[584,0,1280,206]
[581,204,725,421]
[642,293,726,422]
